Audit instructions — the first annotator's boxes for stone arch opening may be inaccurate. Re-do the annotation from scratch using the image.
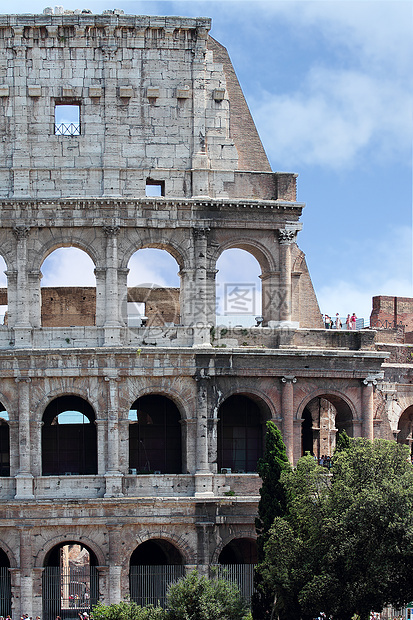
[217,538,256,603]
[0,255,8,327]
[127,248,181,327]
[216,248,262,327]
[217,394,269,473]
[42,396,97,476]
[0,548,11,617]
[40,247,97,327]
[129,540,184,607]
[301,394,354,459]
[42,542,98,620]
[397,405,413,453]
[129,395,182,474]
[218,538,257,564]
[0,406,9,477]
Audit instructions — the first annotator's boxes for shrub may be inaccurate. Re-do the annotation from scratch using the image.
[165,570,248,620]
[93,600,165,620]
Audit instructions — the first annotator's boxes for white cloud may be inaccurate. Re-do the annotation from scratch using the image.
[316,225,413,321]
[41,248,96,287]
[251,67,412,170]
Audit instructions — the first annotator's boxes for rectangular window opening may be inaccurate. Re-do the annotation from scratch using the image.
[55,102,81,136]
[146,178,165,197]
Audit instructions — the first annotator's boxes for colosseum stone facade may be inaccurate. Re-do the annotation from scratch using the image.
[0,8,411,619]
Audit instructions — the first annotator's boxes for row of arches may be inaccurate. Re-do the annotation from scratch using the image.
[0,537,257,618]
[0,245,264,327]
[2,389,412,478]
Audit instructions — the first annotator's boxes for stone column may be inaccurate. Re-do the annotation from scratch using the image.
[192,229,211,347]
[15,378,34,499]
[362,378,377,440]
[101,44,121,196]
[195,376,213,497]
[261,271,280,326]
[11,41,31,198]
[8,420,19,476]
[95,419,106,476]
[107,525,122,604]
[13,225,32,346]
[281,376,296,464]
[272,226,301,328]
[191,24,210,197]
[28,270,42,328]
[104,375,123,497]
[103,226,121,345]
[18,526,33,618]
[95,268,106,327]
[183,418,197,475]
[118,267,130,327]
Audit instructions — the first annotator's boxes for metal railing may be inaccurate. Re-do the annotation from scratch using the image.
[129,565,185,608]
[42,566,98,620]
[55,122,80,136]
[129,564,255,608]
[211,564,255,604]
[0,567,11,617]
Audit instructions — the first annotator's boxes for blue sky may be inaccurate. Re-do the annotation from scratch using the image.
[6,0,413,323]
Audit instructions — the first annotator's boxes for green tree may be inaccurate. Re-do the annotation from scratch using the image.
[165,570,248,620]
[260,438,413,620]
[252,421,290,619]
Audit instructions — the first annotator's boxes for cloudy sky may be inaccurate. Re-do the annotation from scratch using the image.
[5,0,413,324]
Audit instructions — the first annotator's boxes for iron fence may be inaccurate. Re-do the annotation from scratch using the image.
[0,567,11,617]
[129,565,185,608]
[211,564,255,604]
[42,566,98,620]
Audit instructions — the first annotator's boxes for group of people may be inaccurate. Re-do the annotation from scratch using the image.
[324,313,357,330]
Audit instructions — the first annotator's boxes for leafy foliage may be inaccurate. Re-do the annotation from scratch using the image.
[259,438,413,620]
[165,570,248,620]
[93,600,165,620]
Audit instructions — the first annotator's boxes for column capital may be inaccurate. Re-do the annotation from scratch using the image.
[363,377,378,386]
[282,375,297,384]
[277,229,296,245]
[13,225,30,240]
[103,225,120,237]
[192,227,210,240]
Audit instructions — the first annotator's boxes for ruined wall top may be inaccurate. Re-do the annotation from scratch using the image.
[0,10,281,201]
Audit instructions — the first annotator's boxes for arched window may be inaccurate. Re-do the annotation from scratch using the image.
[0,255,8,327]
[217,395,265,473]
[397,405,413,454]
[129,540,184,608]
[127,248,180,327]
[41,247,96,327]
[42,396,97,475]
[301,395,354,459]
[0,407,9,477]
[216,249,262,327]
[217,538,256,604]
[43,542,98,620]
[129,395,182,474]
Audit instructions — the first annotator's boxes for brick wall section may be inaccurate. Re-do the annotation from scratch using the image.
[128,287,180,326]
[208,36,272,173]
[371,296,413,331]
[291,245,324,328]
[0,287,181,327]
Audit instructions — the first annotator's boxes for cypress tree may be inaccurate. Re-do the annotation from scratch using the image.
[252,421,290,619]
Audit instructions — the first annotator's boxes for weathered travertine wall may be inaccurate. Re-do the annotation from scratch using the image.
[0,9,410,620]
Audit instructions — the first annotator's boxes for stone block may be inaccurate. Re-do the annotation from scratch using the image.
[89,86,103,98]
[0,85,9,97]
[119,86,134,98]
[28,85,42,97]
[176,85,191,99]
